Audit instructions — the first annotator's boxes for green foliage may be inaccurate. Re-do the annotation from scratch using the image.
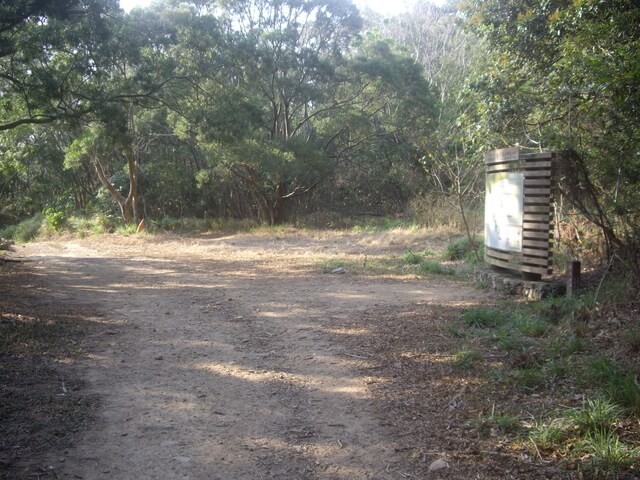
[462,0,640,283]
[512,313,549,338]
[65,214,120,237]
[457,281,639,478]
[451,347,481,369]
[531,404,639,478]
[586,357,640,415]
[460,306,508,329]
[402,250,423,265]
[43,207,66,231]
[509,367,546,392]
[567,399,625,436]
[529,418,570,450]
[577,429,640,478]
[419,260,455,276]
[444,236,482,262]
[0,214,44,242]
[475,406,522,438]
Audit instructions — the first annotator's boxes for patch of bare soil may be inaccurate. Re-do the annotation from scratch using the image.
[0,257,104,479]
[336,303,564,479]
[1,229,585,479]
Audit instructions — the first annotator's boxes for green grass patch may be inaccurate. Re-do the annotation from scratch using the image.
[586,356,640,415]
[475,406,522,438]
[451,347,482,369]
[443,236,483,263]
[576,429,640,478]
[402,250,424,265]
[456,280,639,478]
[513,313,550,338]
[567,399,624,436]
[460,306,509,329]
[509,366,546,392]
[418,260,456,275]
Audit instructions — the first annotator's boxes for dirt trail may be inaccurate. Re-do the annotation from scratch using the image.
[22,232,488,479]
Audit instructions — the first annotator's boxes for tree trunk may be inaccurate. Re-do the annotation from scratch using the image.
[93,146,143,225]
[271,182,288,225]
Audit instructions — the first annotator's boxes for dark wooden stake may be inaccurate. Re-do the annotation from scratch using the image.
[567,260,581,298]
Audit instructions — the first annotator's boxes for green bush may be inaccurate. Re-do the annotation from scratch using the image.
[0,214,44,242]
[43,207,66,231]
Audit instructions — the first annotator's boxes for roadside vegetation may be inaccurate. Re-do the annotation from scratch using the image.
[452,282,640,478]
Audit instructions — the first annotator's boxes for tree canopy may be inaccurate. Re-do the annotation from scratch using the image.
[1,0,639,280]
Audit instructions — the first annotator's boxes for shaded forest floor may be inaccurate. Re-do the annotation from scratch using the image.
[0,229,637,479]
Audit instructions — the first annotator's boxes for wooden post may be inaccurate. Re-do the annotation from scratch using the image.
[567,260,581,298]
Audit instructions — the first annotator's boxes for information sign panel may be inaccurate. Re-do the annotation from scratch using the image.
[485,172,524,253]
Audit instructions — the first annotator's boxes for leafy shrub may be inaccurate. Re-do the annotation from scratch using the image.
[43,207,66,231]
[0,214,44,242]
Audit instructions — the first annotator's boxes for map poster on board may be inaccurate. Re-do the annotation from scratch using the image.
[485,172,524,253]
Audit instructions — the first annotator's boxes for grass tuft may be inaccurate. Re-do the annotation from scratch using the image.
[567,399,624,436]
[451,348,482,369]
[402,250,423,265]
[587,357,640,415]
[529,418,570,450]
[577,429,640,477]
[460,307,508,329]
[475,406,522,438]
[419,260,455,275]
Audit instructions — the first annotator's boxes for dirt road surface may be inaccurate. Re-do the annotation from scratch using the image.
[19,230,490,479]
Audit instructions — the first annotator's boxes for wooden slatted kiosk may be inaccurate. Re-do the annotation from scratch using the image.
[484,148,556,281]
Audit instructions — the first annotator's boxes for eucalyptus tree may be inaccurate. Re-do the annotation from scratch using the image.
[316,35,436,213]
[0,0,123,131]
[0,0,189,223]
[59,2,188,224]
[200,0,365,223]
[190,0,438,223]
[372,1,486,243]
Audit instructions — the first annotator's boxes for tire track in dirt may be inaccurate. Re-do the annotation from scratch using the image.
[23,236,487,479]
